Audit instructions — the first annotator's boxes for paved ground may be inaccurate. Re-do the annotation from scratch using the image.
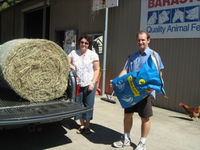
[1,95,200,150]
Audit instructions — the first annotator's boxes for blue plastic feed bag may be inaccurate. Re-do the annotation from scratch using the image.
[112,54,165,108]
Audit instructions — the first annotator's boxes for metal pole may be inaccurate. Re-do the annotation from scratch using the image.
[101,7,108,96]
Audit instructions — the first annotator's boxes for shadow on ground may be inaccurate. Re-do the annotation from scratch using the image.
[0,122,72,150]
[169,115,193,121]
[62,118,137,148]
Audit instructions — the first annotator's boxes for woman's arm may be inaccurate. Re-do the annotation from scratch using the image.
[67,56,76,70]
[88,60,100,91]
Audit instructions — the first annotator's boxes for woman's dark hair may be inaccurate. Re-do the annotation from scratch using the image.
[78,35,92,47]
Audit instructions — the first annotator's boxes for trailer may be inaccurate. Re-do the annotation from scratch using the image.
[0,71,90,129]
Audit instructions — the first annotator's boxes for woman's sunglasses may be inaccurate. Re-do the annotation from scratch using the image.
[80,41,89,45]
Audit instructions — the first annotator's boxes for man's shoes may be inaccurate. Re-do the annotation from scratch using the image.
[112,136,131,148]
[135,141,146,150]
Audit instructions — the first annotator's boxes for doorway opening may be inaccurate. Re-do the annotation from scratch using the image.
[24,7,50,39]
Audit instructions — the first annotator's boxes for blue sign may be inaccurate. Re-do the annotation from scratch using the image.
[140,0,200,38]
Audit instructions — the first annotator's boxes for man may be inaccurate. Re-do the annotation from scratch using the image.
[112,31,164,150]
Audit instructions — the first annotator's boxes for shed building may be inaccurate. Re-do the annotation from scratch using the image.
[0,0,199,113]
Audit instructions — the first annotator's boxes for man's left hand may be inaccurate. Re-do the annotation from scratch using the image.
[145,88,153,93]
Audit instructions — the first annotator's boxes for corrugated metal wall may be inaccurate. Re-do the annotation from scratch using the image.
[49,0,105,40]
[0,0,199,113]
[0,9,14,43]
[106,0,141,93]
[151,39,200,112]
[0,0,46,43]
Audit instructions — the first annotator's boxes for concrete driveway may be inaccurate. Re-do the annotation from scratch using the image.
[0,95,199,150]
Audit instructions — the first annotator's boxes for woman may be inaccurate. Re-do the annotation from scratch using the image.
[68,35,100,134]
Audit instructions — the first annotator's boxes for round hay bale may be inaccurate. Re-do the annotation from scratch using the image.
[0,39,70,102]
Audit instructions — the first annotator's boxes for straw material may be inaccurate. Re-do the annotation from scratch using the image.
[0,39,70,102]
